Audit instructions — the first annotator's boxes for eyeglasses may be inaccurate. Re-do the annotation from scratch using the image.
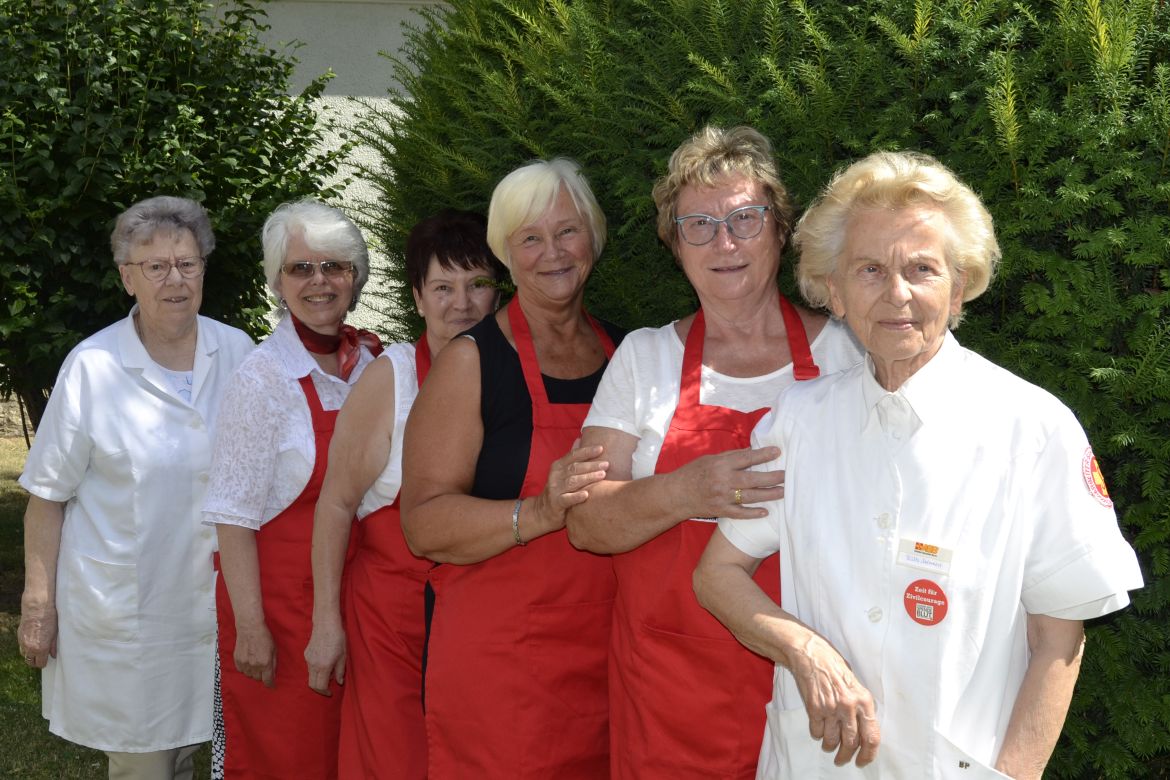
[125,256,206,282]
[674,205,770,246]
[281,260,356,278]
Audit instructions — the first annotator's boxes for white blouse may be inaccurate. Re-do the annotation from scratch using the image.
[356,341,419,519]
[583,317,863,478]
[202,315,373,531]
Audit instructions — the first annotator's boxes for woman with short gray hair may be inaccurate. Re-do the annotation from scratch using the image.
[18,195,253,779]
[204,198,381,779]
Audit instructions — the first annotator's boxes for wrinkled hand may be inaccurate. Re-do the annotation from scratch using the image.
[536,441,608,530]
[233,621,277,688]
[304,619,346,696]
[18,598,57,669]
[675,446,784,520]
[790,630,881,767]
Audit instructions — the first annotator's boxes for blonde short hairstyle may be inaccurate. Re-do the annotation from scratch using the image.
[651,125,795,253]
[261,199,370,312]
[794,150,1000,328]
[486,158,606,270]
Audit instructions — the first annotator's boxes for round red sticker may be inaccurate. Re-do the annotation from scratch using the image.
[904,579,948,626]
[1082,448,1113,508]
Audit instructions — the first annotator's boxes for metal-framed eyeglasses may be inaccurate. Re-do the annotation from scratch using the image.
[281,260,356,278]
[125,256,206,282]
[674,205,770,246]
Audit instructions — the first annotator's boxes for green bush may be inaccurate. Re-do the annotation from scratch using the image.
[0,0,346,425]
[362,0,1170,775]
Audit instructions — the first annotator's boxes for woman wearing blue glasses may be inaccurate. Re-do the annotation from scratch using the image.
[204,199,382,779]
[566,125,862,780]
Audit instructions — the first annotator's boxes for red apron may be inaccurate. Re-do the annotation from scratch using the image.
[425,299,616,779]
[609,295,819,780]
[337,339,432,779]
[216,375,355,780]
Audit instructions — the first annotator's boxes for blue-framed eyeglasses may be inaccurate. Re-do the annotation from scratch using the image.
[674,205,770,246]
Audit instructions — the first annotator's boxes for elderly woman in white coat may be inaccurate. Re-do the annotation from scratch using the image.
[695,151,1144,779]
[18,196,253,780]
[204,200,380,779]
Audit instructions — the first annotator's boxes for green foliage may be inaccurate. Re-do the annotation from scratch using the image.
[0,0,346,425]
[365,0,1170,774]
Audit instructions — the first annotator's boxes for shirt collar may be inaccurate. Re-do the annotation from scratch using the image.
[860,331,962,433]
[268,312,372,384]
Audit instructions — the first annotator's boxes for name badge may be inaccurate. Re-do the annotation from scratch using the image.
[897,538,952,576]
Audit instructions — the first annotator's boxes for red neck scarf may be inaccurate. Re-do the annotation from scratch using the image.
[290,313,384,381]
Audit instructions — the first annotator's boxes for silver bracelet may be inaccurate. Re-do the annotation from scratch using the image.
[512,498,527,546]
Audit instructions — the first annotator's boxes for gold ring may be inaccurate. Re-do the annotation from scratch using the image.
[733,488,743,505]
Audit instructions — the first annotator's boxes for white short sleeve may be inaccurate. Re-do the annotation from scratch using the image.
[717,407,788,560]
[1020,407,1143,618]
[201,354,283,530]
[20,350,93,502]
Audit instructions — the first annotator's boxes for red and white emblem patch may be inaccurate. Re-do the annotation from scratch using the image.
[1081,448,1113,508]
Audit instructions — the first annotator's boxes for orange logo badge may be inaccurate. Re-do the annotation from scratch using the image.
[1082,448,1113,508]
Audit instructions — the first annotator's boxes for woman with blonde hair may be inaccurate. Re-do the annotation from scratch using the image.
[566,125,861,779]
[401,158,623,778]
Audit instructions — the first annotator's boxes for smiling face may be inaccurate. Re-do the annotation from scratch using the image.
[674,174,782,307]
[828,205,965,390]
[275,230,355,335]
[506,186,595,306]
[119,229,204,335]
[412,256,500,352]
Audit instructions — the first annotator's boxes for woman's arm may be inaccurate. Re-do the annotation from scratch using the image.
[18,496,65,668]
[694,530,881,768]
[994,614,1085,779]
[305,358,397,695]
[565,426,783,553]
[216,524,275,688]
[400,338,606,564]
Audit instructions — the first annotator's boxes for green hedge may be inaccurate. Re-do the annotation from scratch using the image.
[0,0,346,425]
[360,0,1170,775]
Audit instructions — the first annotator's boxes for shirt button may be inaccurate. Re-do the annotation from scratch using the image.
[876,513,892,529]
[867,607,883,623]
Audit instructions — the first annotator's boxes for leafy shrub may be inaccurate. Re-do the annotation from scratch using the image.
[362,0,1169,775]
[0,0,346,425]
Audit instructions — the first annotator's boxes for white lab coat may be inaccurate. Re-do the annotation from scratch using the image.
[20,309,253,752]
[721,333,1143,778]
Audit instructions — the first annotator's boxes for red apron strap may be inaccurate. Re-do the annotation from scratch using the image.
[297,374,334,433]
[507,297,615,408]
[415,333,432,385]
[779,294,820,380]
[678,309,706,410]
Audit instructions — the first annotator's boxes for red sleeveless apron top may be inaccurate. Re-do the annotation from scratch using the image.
[337,338,432,779]
[609,295,819,779]
[216,375,357,780]
[425,299,617,779]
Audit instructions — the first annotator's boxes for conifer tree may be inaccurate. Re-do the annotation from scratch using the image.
[359,1,1170,774]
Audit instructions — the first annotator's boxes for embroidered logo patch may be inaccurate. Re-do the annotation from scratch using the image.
[1082,448,1113,508]
[903,579,948,626]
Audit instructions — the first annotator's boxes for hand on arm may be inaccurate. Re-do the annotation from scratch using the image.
[217,523,276,688]
[566,424,783,553]
[693,530,880,767]
[19,496,65,668]
[306,358,398,695]
[994,614,1085,779]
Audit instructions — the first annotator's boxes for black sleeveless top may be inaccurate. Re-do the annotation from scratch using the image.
[465,313,625,500]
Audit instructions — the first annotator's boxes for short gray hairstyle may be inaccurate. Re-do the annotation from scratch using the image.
[794,150,1000,328]
[486,158,606,271]
[110,196,214,265]
[261,200,370,312]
